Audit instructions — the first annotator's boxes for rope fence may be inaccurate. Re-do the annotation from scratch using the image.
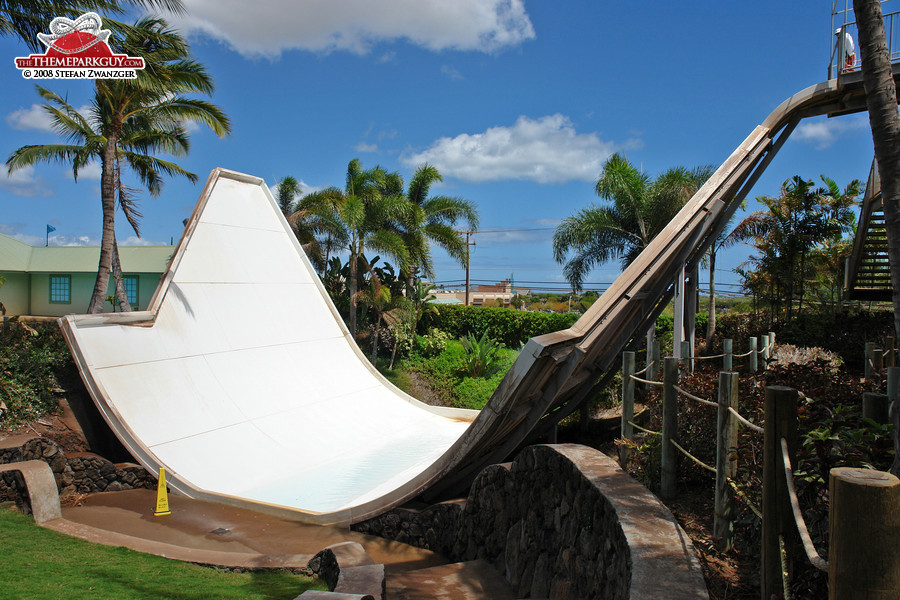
[727,478,762,519]
[728,406,764,433]
[633,360,654,376]
[780,438,829,573]
[670,439,716,473]
[673,385,718,407]
[626,420,661,436]
[630,375,663,387]
[615,337,900,597]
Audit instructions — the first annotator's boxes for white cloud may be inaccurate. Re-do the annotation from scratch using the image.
[173,0,535,57]
[6,103,93,132]
[0,165,53,197]
[298,179,326,195]
[794,116,868,150]
[402,114,616,183]
[55,235,99,247]
[441,65,463,80]
[0,224,43,246]
[354,142,379,153]
[6,104,54,132]
[119,235,169,246]
[63,161,102,181]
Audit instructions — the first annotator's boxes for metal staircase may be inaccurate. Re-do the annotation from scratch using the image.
[846,160,893,300]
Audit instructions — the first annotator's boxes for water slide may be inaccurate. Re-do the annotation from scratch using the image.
[60,74,884,525]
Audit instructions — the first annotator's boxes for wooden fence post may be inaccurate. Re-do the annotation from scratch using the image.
[760,333,770,369]
[748,337,758,373]
[646,340,660,392]
[769,331,776,350]
[761,385,799,600]
[863,392,890,425]
[889,367,900,477]
[661,357,679,500]
[681,340,692,373]
[866,341,877,381]
[714,370,739,551]
[828,468,900,600]
[887,336,896,368]
[621,351,635,442]
[723,338,733,372]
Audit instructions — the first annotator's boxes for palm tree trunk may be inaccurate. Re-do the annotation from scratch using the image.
[370,317,380,365]
[87,137,119,314]
[389,335,400,370]
[349,239,359,337]
[707,248,717,340]
[111,235,132,312]
[855,0,900,340]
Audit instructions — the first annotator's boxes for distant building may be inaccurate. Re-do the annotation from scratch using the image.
[0,233,173,316]
[431,278,527,307]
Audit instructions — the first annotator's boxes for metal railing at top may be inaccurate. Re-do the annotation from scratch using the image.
[829,5,900,80]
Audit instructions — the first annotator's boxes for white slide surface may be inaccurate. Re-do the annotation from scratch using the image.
[62,75,888,525]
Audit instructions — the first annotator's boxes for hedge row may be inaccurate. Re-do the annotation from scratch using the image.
[421,305,580,347]
[421,306,715,349]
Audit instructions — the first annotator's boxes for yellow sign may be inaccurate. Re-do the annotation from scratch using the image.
[154,467,171,516]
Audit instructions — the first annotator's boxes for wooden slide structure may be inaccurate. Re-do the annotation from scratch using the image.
[60,74,890,525]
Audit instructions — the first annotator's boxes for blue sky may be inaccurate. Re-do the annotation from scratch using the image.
[0,1,881,295]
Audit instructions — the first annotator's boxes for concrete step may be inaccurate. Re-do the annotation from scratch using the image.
[386,559,515,600]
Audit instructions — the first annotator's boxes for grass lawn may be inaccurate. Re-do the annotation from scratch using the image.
[0,506,325,600]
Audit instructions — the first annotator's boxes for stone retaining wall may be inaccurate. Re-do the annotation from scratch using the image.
[354,443,708,599]
[0,435,154,500]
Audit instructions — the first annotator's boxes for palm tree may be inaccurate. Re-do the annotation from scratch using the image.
[276,176,300,215]
[333,159,410,336]
[553,154,712,289]
[733,176,858,322]
[704,214,744,340]
[354,269,401,365]
[7,17,230,313]
[854,0,900,340]
[287,186,349,274]
[553,155,711,354]
[1,0,184,52]
[399,164,479,292]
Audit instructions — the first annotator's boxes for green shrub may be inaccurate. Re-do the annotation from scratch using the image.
[413,328,449,357]
[460,332,502,378]
[421,305,579,347]
[454,372,506,410]
[0,322,75,428]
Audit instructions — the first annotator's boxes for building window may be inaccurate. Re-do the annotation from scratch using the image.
[49,275,71,304]
[123,276,139,306]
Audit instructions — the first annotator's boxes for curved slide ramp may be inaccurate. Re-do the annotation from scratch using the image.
[61,74,894,525]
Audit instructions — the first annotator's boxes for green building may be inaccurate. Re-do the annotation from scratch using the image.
[0,233,173,317]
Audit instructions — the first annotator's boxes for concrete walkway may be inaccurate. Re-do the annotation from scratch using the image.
[50,489,444,572]
[45,489,515,599]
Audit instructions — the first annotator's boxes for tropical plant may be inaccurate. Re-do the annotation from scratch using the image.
[398,163,479,291]
[553,155,712,352]
[354,268,402,365]
[703,210,746,339]
[289,187,348,273]
[854,0,900,340]
[553,154,712,290]
[0,0,184,52]
[460,331,502,378]
[734,175,859,322]
[6,17,231,313]
[385,280,439,369]
[276,176,300,215]
[329,159,411,336]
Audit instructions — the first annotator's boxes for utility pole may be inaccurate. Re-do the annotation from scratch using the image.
[464,231,476,305]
